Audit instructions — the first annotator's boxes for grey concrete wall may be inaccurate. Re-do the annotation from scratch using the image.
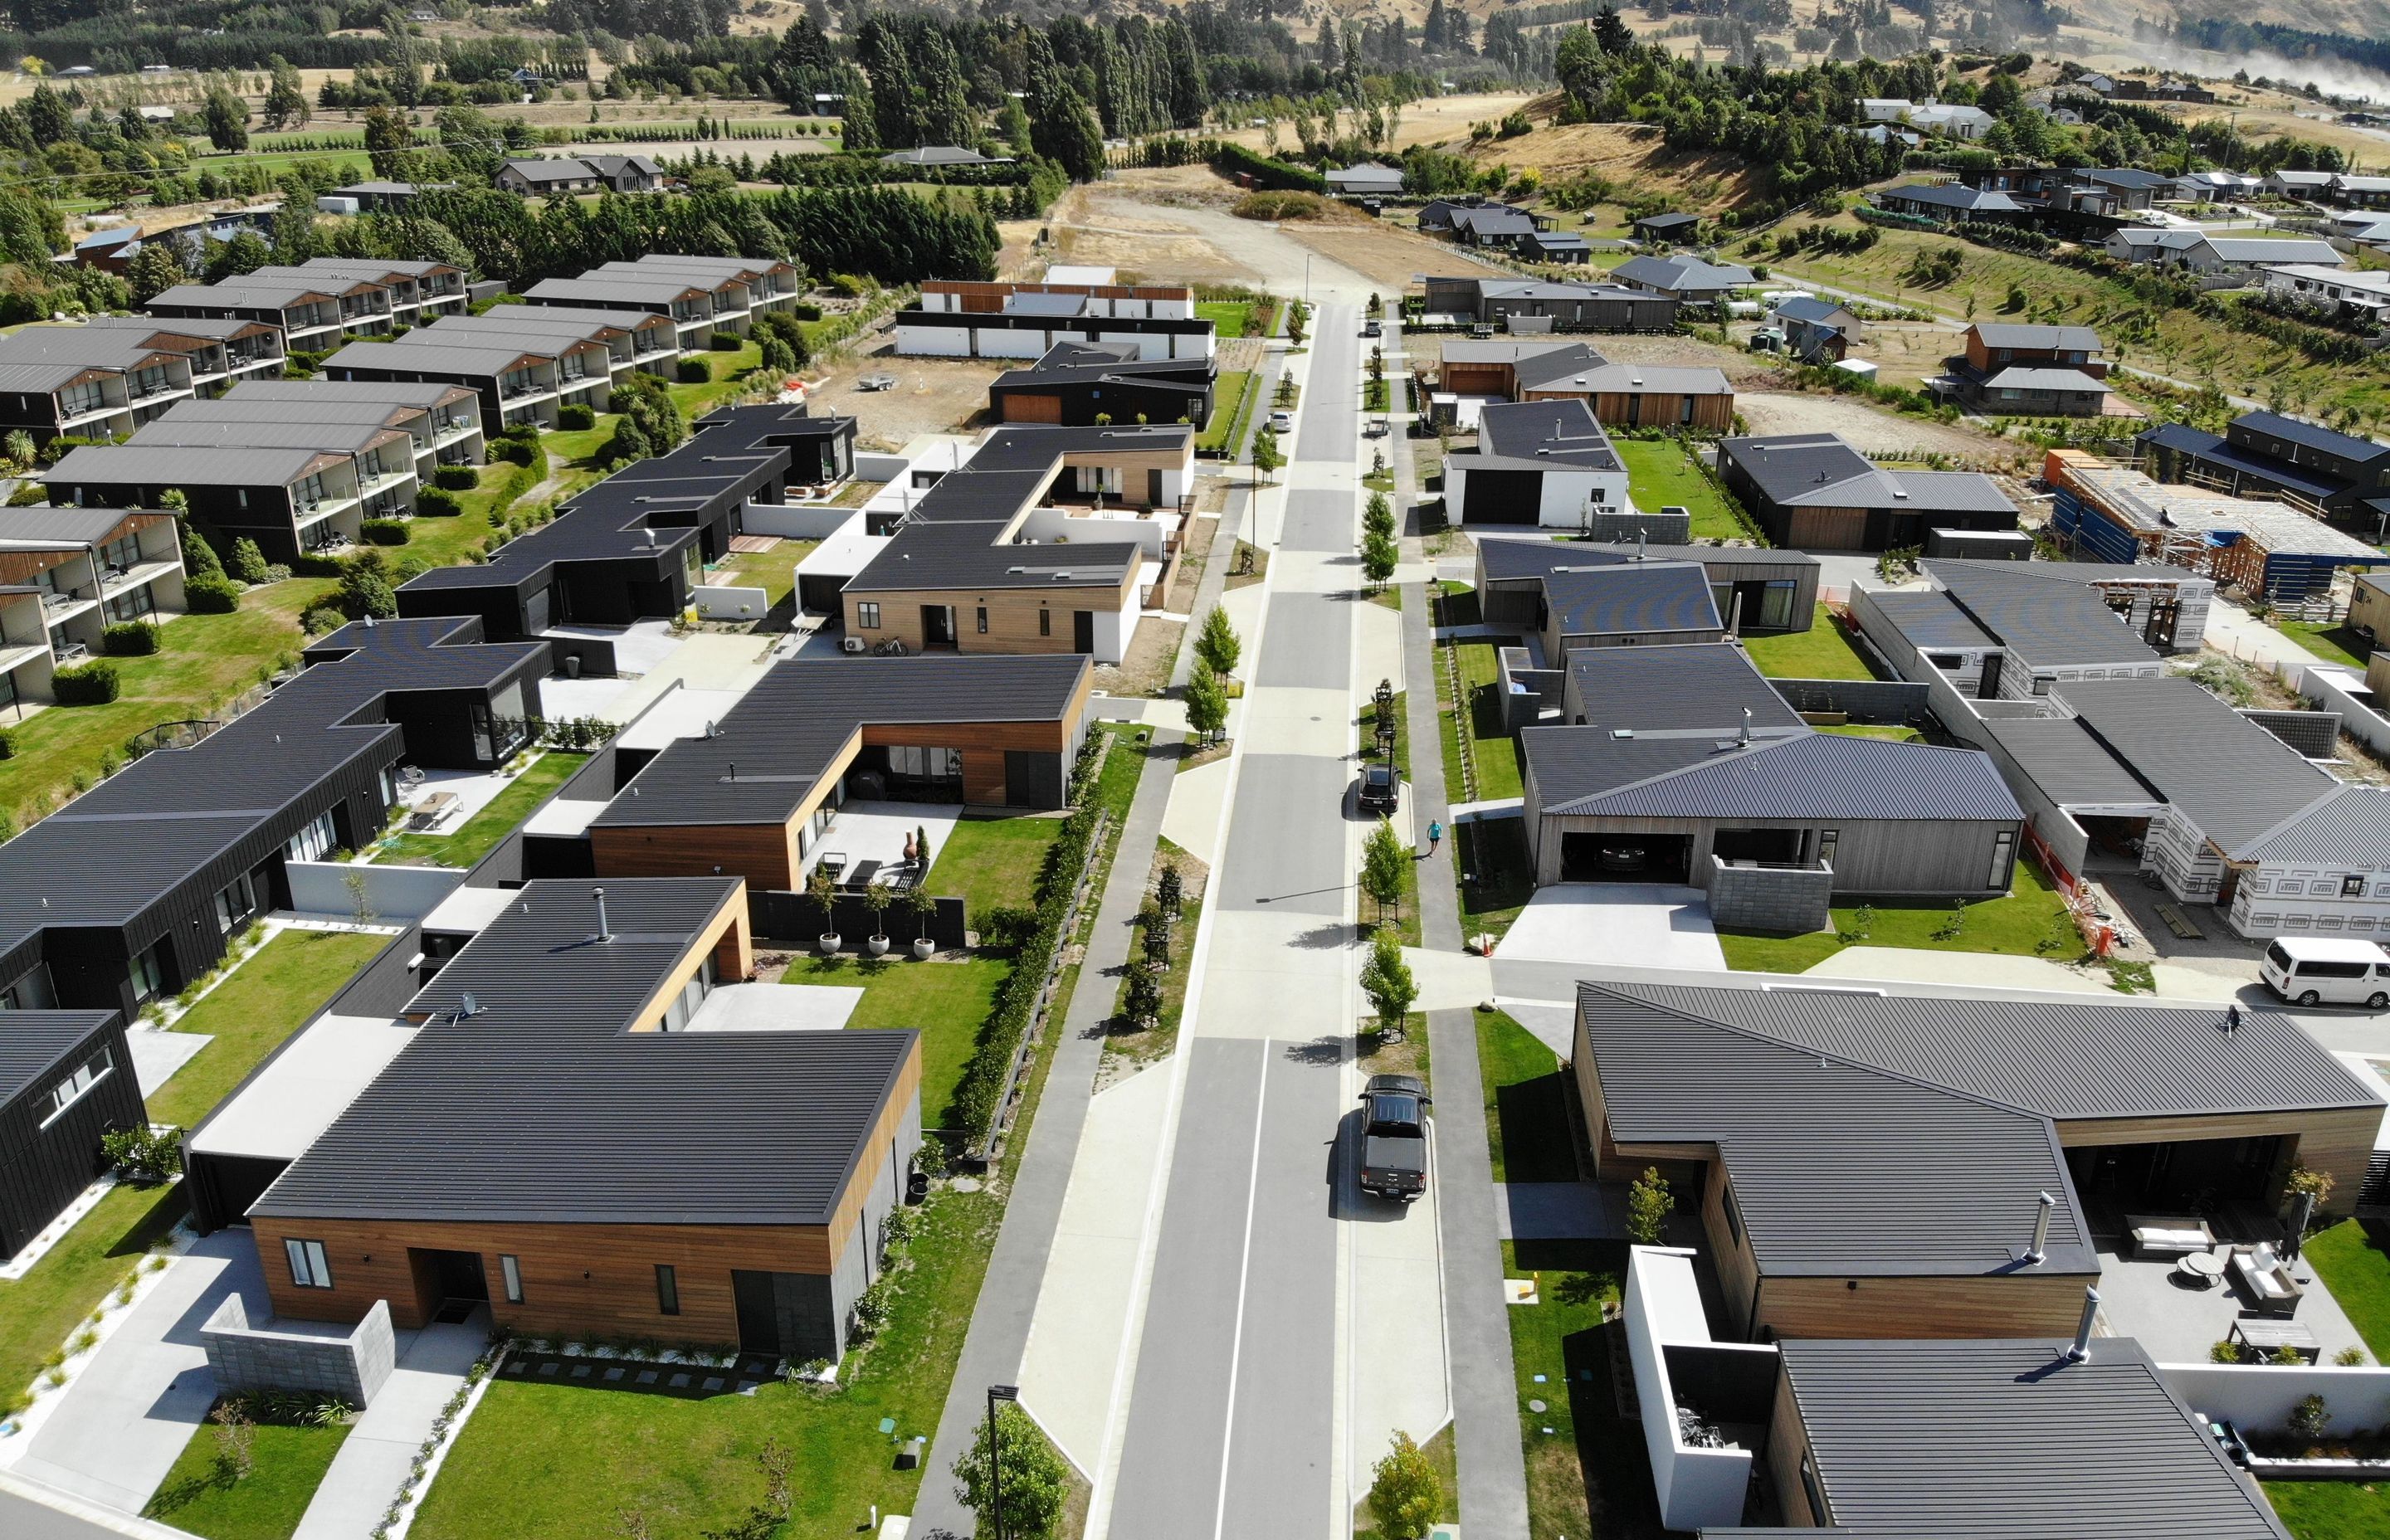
[202,1294,395,1407]
[285,860,463,923]
[1592,509,1689,544]
[1499,648,1563,734]
[1709,858,1833,932]
[2241,707,2342,758]
[1766,677,1933,723]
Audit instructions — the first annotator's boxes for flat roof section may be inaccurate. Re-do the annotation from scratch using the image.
[186,1013,422,1162]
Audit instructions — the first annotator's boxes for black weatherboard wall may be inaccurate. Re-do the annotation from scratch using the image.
[0,1011,145,1257]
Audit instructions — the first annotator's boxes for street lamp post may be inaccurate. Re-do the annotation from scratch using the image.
[1305,251,1313,306]
[987,1382,1019,1540]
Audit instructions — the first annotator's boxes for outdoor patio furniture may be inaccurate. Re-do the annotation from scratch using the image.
[2174,1250,2226,1289]
[406,792,459,831]
[817,852,847,881]
[2230,1318,2320,1360]
[2126,1215,2217,1258]
[2229,1245,2305,1318]
[841,858,882,893]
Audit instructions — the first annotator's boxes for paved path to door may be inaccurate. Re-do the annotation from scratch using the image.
[1494,885,1724,970]
[291,1317,487,1540]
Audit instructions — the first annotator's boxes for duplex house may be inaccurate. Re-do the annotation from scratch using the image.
[986,342,1216,428]
[0,337,196,446]
[46,440,402,561]
[244,876,920,1365]
[0,504,185,710]
[1574,977,2379,1340]
[1718,432,2018,551]
[0,1009,148,1261]
[521,272,735,349]
[324,328,615,432]
[1432,339,1734,432]
[1418,275,1679,332]
[894,280,1214,363]
[1934,322,2114,416]
[1442,398,1633,529]
[1609,253,1754,301]
[146,276,391,353]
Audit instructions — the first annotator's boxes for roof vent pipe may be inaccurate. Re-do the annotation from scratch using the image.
[2066,1286,2099,1362]
[2027,1190,2055,1264]
[1739,707,1752,748]
[1636,528,1646,562]
[593,886,612,943]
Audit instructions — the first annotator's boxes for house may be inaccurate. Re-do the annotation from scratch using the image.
[587,654,1092,894]
[71,205,280,276]
[174,379,487,480]
[1441,399,1632,530]
[114,413,424,528]
[1475,538,1817,639]
[1854,123,1924,149]
[1415,197,1532,235]
[1447,206,1546,250]
[1859,96,1914,121]
[2104,227,2207,266]
[2047,449,2387,600]
[0,1010,147,1261]
[1718,432,2019,551]
[324,329,615,435]
[609,253,803,319]
[1871,183,2029,222]
[1962,165,2172,218]
[2134,408,2390,523]
[0,337,197,446]
[2352,569,2390,645]
[578,261,762,334]
[1573,977,2380,1341]
[1323,163,1403,197]
[1432,339,1733,432]
[260,257,469,326]
[839,424,1190,663]
[1768,295,1861,363]
[44,434,413,563]
[987,342,1215,428]
[2333,174,2390,209]
[495,156,666,195]
[370,307,680,403]
[1418,276,1679,332]
[1934,322,2114,417]
[2261,263,2390,329]
[2173,169,2259,202]
[2184,236,2347,277]
[894,280,1213,363]
[0,614,545,1022]
[1525,562,1726,661]
[241,875,922,1364]
[1630,211,1700,245]
[145,276,393,353]
[0,505,186,710]
[521,272,736,348]
[879,145,1012,170]
[1609,254,1754,301]
[1906,101,1996,139]
[2069,71,2119,95]
[77,313,288,396]
[324,181,447,214]
[2262,168,2339,201]
[1515,229,1593,265]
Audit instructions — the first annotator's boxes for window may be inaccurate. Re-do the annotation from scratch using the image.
[1039,607,1051,637]
[102,586,154,624]
[286,808,337,862]
[1988,829,2017,889]
[500,1254,524,1304]
[655,1264,680,1316]
[42,1046,112,1123]
[1721,1182,1744,1245]
[100,533,141,571]
[1799,1450,1827,1525]
[855,601,880,631]
[0,963,56,1011]
[58,381,107,420]
[2344,875,2368,898]
[128,943,166,1006]
[1817,829,1839,867]
[285,1238,333,1289]
[215,872,256,935]
[976,606,988,635]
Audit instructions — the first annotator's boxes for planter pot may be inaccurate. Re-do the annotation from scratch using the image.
[817,933,841,955]
[912,937,937,960]
[866,934,890,958]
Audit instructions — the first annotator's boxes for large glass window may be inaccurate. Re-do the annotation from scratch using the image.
[655,1265,680,1316]
[286,808,337,862]
[58,381,107,420]
[128,942,166,1005]
[285,1238,333,1289]
[0,962,56,1011]
[500,1254,524,1304]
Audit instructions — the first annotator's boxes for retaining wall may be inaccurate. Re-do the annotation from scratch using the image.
[740,500,861,540]
[691,584,772,622]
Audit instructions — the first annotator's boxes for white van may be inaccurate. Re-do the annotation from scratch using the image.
[2261,937,2390,1009]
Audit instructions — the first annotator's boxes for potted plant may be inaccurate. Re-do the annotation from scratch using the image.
[808,865,840,955]
[903,884,938,959]
[862,880,893,958]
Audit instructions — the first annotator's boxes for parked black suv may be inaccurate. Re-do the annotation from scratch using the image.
[1358,1073,1431,1201]
[1356,762,1400,815]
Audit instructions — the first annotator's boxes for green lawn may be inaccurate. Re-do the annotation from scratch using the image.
[0,576,331,829]
[1740,604,1877,681]
[1456,816,1537,944]
[1197,368,1257,454]
[1613,438,1751,542]
[0,1180,183,1415]
[782,953,1011,1132]
[707,539,817,610]
[1436,638,1525,804]
[373,753,589,869]
[666,341,766,418]
[2305,1220,2390,1361]
[1196,300,1254,338]
[922,814,1064,926]
[144,1411,354,1540]
[1480,1011,1578,1184]
[412,1181,1003,1540]
[2280,621,2379,670]
[152,928,391,1128]
[2264,1480,2390,1540]
[1817,723,1924,741]
[1504,1239,1660,1540]
[1715,852,2081,974]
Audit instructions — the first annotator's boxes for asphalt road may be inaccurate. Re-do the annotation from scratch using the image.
[1106,310,1364,1538]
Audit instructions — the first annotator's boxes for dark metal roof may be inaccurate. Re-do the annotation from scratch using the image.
[402,878,742,1029]
[1973,716,2158,808]
[1768,1337,2290,1540]
[1722,434,2017,515]
[1611,254,1755,292]
[2236,408,2390,463]
[1879,182,2026,212]
[1533,729,2024,821]
[1563,642,1808,733]
[1925,562,2160,666]
[45,442,335,485]
[2236,782,2390,866]
[250,1019,915,1226]
[1602,980,2379,1120]
[1471,398,1621,472]
[1868,589,2000,651]
[1971,323,2102,351]
[1578,984,2096,1277]
[2136,424,2352,503]
[1477,537,1816,582]
[1541,562,1719,637]
[2056,676,2339,853]
[0,505,159,545]
[0,1011,120,1103]
[594,654,1089,829]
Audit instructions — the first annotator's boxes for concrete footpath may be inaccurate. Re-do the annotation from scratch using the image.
[291,1318,485,1540]
[910,723,1183,1538]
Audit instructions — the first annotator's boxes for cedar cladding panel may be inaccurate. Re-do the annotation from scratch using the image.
[1756,1271,2088,1341]
[1765,1368,1824,1526]
[588,821,802,894]
[999,392,1065,425]
[1520,388,1735,433]
[1441,361,1516,396]
[848,575,1131,656]
[2056,1105,2378,1219]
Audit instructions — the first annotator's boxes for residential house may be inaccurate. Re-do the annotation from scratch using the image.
[1854,123,1924,149]
[322,181,448,213]
[2261,264,2390,329]
[2047,449,2386,600]
[145,276,392,353]
[69,205,280,276]
[1418,276,1679,332]
[1415,197,1532,235]
[45,436,406,562]
[1442,399,1632,529]
[2104,227,2207,266]
[1905,101,1996,139]
[522,272,736,348]
[1473,538,1817,638]
[1323,163,1403,197]
[1447,206,1548,251]
[1574,977,2380,1340]
[115,413,422,527]
[2262,168,2339,201]
[1432,339,1733,432]
[0,504,185,711]
[0,338,196,446]
[894,280,1214,363]
[2181,235,2347,277]
[2351,569,2390,646]
[1871,182,2029,222]
[1934,322,2114,417]
[2173,169,2260,202]
[2334,174,2390,209]
[1768,295,1861,363]
[2135,408,2390,521]
[402,305,682,389]
[1631,212,1700,245]
[1718,432,2019,551]
[216,379,486,476]
[986,342,1215,428]
[495,155,666,195]
[1515,229,1593,264]
[1961,165,2172,218]
[0,1010,148,1261]
[613,253,802,319]
[1609,254,1755,302]
[78,314,287,397]
[322,325,616,433]
[1526,562,1727,661]
[261,257,470,326]
[879,145,1012,169]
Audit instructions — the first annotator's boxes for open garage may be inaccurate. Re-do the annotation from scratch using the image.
[1559,831,1691,884]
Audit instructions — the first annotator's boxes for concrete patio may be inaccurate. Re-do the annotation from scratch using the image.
[1492,884,1725,971]
[796,799,961,887]
[2094,1233,2368,1367]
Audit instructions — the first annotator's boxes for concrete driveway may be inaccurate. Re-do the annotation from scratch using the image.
[1492,885,1724,970]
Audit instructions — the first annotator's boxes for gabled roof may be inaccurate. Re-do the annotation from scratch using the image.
[2205,236,2344,265]
[1477,538,1816,582]
[1635,211,1700,231]
[1978,366,2112,393]
[1453,207,1538,236]
[1532,729,2023,821]
[2236,407,2390,461]
[1610,253,1755,293]
[1970,322,2101,352]
[1973,714,2162,808]
[2236,782,2390,867]
[1560,640,1809,734]
[1471,397,1620,471]
[1772,296,1851,326]
[2056,675,2339,853]
[1878,183,2024,213]
[1541,562,1719,638]
[45,441,339,485]
[0,1011,120,1103]
[1724,433,2016,516]
[500,157,598,183]
[1924,559,2158,666]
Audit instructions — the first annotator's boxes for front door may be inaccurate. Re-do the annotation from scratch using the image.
[1072,609,1095,655]
[411,1248,489,1323]
[921,605,957,648]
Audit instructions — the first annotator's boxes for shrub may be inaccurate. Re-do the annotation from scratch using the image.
[53,660,122,704]
[229,535,270,584]
[709,332,742,351]
[677,357,712,383]
[301,604,346,635]
[554,402,595,431]
[432,464,480,490]
[101,1124,182,1183]
[2210,1339,2244,1363]
[413,485,461,516]
[183,573,241,613]
[2290,1393,2333,1441]
[7,481,45,505]
[337,563,398,620]
[102,620,159,656]
[359,518,410,546]
[0,726,12,760]
[791,300,823,321]
[487,437,537,467]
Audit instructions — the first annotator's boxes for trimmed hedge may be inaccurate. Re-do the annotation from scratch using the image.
[101,620,159,656]
[709,333,743,351]
[183,573,241,613]
[1203,139,1330,194]
[52,660,121,704]
[0,725,13,759]
[554,403,595,431]
[432,464,480,491]
[488,437,538,467]
[676,358,712,383]
[359,518,411,546]
[414,485,462,516]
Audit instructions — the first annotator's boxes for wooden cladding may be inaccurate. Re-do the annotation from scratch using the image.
[1521,387,1735,434]
[847,580,1129,657]
[591,821,802,895]
[2058,1105,2379,1219]
[1757,1272,2090,1342]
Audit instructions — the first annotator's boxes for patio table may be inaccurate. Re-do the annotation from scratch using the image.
[842,859,881,892]
[2230,1319,2321,1360]
[2175,1251,2225,1287]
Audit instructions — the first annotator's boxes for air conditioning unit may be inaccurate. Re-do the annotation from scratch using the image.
[841,636,866,654]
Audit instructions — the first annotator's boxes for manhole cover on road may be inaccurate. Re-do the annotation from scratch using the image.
[1529,1398,1547,1413]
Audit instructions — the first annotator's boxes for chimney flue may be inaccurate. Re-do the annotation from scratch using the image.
[1739,707,1752,748]
[2027,1190,2055,1264]
[2066,1286,2099,1362]
[593,886,612,943]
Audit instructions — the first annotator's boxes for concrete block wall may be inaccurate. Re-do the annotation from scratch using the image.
[1591,508,1690,544]
[2241,707,2343,759]
[1765,677,1932,724]
[1708,857,1833,933]
[202,1294,396,1407]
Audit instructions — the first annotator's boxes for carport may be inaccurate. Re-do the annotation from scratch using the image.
[1559,831,1691,883]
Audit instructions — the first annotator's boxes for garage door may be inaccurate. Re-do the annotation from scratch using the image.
[1560,831,1691,884]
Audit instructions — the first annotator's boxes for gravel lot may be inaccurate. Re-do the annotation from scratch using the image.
[1731,390,2021,465]
[805,353,1004,448]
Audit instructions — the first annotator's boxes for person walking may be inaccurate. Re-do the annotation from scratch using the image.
[1427,819,1443,855]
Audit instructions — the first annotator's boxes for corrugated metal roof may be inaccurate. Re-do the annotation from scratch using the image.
[1869,589,2000,651]
[2236,782,2390,866]
[1563,642,1808,733]
[2237,408,2390,461]
[1929,562,2160,666]
[1537,731,2024,821]
[1475,398,1621,470]
[1978,366,2112,392]
[402,878,741,1028]
[1612,254,1755,292]
[226,378,471,412]
[2056,677,2338,852]
[1478,537,1816,581]
[1601,980,2379,1120]
[1723,434,2015,515]
[1543,562,1719,636]
[1773,1337,2290,1540]
[1972,323,2102,351]
[329,337,549,375]
[1973,715,2159,808]
[45,442,332,485]
[0,1011,119,1102]
[0,505,156,545]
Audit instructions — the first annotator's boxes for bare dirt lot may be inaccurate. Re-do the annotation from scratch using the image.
[1733,391,2024,465]
[807,354,1003,448]
[1211,92,1536,156]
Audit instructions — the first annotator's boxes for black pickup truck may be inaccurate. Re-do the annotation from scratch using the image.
[1358,1073,1431,1201]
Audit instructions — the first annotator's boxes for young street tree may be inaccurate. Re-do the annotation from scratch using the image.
[1367,1430,1444,1540]
[1183,665,1228,745]
[1359,924,1417,1036]
[1194,602,1242,680]
[1627,1165,1673,1245]
[1251,426,1283,485]
[954,1401,1071,1540]
[1362,529,1399,586]
[1361,816,1408,921]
